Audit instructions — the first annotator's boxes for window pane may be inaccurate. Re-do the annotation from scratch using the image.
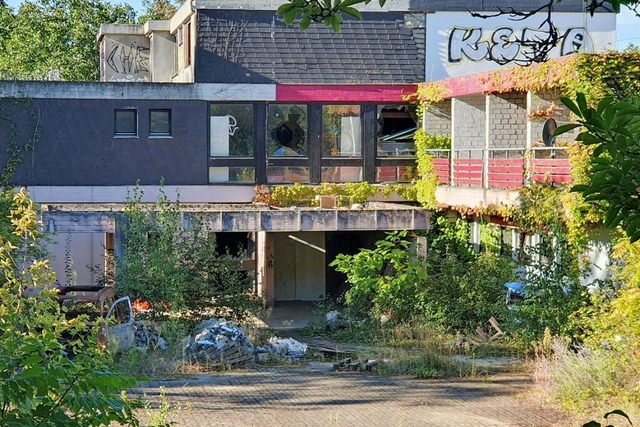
[322,105,361,157]
[150,109,171,135]
[377,105,418,157]
[267,166,309,183]
[115,109,136,135]
[208,167,255,184]
[210,104,254,156]
[267,104,307,157]
[376,166,417,183]
[321,166,363,182]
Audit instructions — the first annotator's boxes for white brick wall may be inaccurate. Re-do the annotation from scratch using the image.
[452,95,485,152]
[423,99,451,137]
[488,93,527,150]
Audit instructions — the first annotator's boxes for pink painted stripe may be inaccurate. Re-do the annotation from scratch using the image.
[276,84,419,102]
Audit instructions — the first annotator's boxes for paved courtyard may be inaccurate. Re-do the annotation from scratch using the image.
[133,365,571,426]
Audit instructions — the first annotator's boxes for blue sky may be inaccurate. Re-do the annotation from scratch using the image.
[4,0,640,49]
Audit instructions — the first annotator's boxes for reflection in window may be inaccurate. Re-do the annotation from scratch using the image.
[377,105,418,157]
[114,109,137,136]
[267,104,307,157]
[321,166,362,182]
[322,105,361,157]
[376,166,418,183]
[149,109,171,136]
[267,166,310,183]
[210,104,254,156]
[208,167,255,184]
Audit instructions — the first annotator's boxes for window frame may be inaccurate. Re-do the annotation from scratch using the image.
[149,108,172,137]
[114,108,138,138]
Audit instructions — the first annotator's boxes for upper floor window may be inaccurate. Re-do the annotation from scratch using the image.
[267,104,307,157]
[377,105,418,157]
[210,104,255,156]
[114,109,137,137]
[149,109,172,136]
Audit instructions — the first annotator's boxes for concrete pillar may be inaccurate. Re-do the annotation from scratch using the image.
[256,231,275,308]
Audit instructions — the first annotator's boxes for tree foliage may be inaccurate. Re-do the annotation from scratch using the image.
[277,0,638,31]
[0,0,135,81]
[558,94,640,242]
[0,188,141,426]
[116,185,258,323]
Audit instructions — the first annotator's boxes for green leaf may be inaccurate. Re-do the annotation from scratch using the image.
[554,123,581,135]
[330,13,343,33]
[340,5,362,19]
[561,96,582,118]
[276,3,296,15]
[284,9,297,25]
[299,15,311,30]
[576,92,588,115]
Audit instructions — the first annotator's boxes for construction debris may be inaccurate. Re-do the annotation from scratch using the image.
[453,316,504,346]
[261,337,308,361]
[185,318,255,366]
[133,322,167,350]
[333,357,380,372]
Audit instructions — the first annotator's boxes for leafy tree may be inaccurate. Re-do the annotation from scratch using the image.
[0,188,141,426]
[116,185,258,323]
[277,0,637,31]
[137,0,179,24]
[557,95,640,242]
[0,0,135,81]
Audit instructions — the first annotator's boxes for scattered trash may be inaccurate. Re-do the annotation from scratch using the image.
[453,316,504,346]
[133,322,167,351]
[333,357,379,372]
[185,318,255,366]
[261,337,308,361]
[325,310,347,330]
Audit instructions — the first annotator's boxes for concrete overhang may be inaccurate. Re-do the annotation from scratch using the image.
[144,20,171,35]
[97,24,145,42]
[435,186,520,209]
[41,202,429,234]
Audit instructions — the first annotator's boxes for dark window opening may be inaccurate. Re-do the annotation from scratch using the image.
[114,109,137,137]
[149,109,171,136]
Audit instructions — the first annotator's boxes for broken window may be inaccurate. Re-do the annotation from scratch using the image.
[376,105,418,157]
[114,109,137,137]
[375,104,418,183]
[267,104,307,157]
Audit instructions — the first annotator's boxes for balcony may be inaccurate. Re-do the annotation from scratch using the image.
[427,147,572,207]
[428,147,571,189]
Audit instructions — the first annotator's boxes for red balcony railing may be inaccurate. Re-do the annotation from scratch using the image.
[426,147,571,189]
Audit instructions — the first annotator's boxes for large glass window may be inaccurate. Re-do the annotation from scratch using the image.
[209,167,255,184]
[210,104,254,156]
[267,104,307,157]
[322,105,361,157]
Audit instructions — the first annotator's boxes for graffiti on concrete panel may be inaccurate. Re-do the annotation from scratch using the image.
[448,26,592,65]
[105,40,150,82]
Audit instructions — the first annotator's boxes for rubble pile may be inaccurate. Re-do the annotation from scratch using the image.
[185,318,255,366]
[133,322,167,350]
[258,337,308,361]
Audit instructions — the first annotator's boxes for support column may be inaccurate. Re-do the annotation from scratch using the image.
[256,231,275,308]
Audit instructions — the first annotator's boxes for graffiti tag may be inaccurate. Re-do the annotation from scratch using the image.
[448,26,591,64]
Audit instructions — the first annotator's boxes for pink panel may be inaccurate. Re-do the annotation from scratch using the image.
[276,84,418,102]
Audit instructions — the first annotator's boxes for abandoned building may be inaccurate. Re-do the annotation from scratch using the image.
[0,0,616,305]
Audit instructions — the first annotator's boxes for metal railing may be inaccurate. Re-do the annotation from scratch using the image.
[426,147,570,189]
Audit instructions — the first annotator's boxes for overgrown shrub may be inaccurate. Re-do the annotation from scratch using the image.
[116,185,258,323]
[0,189,141,426]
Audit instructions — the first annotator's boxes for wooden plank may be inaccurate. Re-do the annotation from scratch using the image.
[488,159,524,166]
[532,167,572,175]
[488,165,525,173]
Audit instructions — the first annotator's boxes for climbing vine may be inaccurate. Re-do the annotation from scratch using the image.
[0,98,41,189]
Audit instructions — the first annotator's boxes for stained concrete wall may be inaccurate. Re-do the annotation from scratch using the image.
[100,33,150,82]
[273,232,326,301]
[488,93,526,149]
[48,233,105,286]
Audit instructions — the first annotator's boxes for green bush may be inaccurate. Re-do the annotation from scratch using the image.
[116,184,258,323]
[0,189,141,426]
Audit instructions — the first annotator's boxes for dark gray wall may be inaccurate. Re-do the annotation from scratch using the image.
[1,98,208,186]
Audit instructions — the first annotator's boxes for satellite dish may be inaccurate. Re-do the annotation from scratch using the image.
[541,118,557,147]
